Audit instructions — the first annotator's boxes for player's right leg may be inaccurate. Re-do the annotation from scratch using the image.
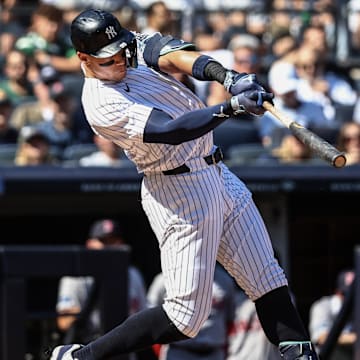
[49,306,188,360]
[48,167,225,360]
[141,169,224,337]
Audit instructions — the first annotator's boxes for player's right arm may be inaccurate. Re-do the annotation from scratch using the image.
[143,77,273,145]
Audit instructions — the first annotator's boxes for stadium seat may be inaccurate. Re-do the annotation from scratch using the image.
[226,143,268,166]
[0,144,18,166]
[62,143,98,161]
[213,119,261,159]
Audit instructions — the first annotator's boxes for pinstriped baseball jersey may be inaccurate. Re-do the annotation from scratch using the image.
[80,32,288,338]
[81,33,213,174]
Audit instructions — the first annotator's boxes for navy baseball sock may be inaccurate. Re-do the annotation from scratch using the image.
[73,306,188,360]
[255,285,309,345]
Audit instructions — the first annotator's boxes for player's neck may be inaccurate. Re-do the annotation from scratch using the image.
[81,62,96,79]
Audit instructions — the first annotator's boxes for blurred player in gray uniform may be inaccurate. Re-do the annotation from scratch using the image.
[309,269,355,359]
[227,287,281,360]
[147,263,236,360]
[56,219,147,355]
[49,8,319,360]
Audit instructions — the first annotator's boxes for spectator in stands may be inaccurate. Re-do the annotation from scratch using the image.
[229,33,262,77]
[300,23,332,61]
[0,49,37,106]
[220,9,247,48]
[295,44,357,124]
[309,269,356,360]
[348,2,360,57]
[141,1,172,35]
[0,89,18,144]
[267,8,293,43]
[79,134,132,168]
[56,218,147,357]
[14,126,57,166]
[257,78,329,148]
[36,81,76,158]
[246,12,269,43]
[9,76,69,134]
[147,262,236,360]
[204,10,229,47]
[14,3,81,86]
[257,131,316,166]
[0,0,25,73]
[309,9,336,51]
[336,122,360,166]
[264,31,297,67]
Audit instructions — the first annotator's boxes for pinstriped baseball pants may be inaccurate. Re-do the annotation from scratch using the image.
[141,162,288,338]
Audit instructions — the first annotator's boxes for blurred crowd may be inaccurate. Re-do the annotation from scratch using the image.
[1,0,360,167]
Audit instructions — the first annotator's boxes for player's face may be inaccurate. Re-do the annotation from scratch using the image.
[83,49,128,82]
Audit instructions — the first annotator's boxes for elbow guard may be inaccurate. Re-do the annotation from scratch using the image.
[143,33,196,71]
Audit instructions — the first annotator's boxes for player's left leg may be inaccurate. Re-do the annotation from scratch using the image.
[216,165,318,359]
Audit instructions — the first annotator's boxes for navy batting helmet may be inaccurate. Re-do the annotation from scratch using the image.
[70,9,137,67]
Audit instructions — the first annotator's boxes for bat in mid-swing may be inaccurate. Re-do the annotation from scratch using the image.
[262,101,346,168]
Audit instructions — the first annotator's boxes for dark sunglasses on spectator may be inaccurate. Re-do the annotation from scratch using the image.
[235,55,258,65]
[343,134,360,143]
[296,62,317,70]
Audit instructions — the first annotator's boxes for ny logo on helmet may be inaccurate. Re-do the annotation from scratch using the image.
[105,26,117,40]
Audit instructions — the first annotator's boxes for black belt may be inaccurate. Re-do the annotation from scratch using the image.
[162,147,223,176]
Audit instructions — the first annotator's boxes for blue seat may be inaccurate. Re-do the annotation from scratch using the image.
[213,119,261,159]
[0,144,18,166]
[62,143,98,161]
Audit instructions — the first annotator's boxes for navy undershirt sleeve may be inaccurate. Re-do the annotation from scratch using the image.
[143,103,233,145]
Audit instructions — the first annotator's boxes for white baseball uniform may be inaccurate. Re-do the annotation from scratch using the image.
[80,33,288,338]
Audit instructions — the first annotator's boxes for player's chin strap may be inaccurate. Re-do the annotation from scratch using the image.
[279,341,319,359]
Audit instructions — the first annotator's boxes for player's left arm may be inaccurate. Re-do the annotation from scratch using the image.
[158,50,205,76]
[143,33,270,97]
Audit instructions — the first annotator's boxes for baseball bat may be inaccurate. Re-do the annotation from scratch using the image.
[262,101,346,168]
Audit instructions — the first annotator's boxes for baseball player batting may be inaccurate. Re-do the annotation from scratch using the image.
[49,8,319,360]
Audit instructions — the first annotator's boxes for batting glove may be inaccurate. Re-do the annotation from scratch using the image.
[224,72,264,95]
[229,89,274,116]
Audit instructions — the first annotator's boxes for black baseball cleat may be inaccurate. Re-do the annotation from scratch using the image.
[48,344,83,360]
[279,341,319,359]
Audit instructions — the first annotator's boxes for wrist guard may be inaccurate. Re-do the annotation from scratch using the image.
[229,96,247,115]
[192,55,227,82]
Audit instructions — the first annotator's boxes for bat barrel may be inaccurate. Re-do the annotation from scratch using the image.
[263,101,347,168]
[289,123,346,168]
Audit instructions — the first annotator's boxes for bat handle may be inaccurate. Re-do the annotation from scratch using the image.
[263,101,292,127]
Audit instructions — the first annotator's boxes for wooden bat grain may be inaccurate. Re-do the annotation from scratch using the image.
[262,101,346,168]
